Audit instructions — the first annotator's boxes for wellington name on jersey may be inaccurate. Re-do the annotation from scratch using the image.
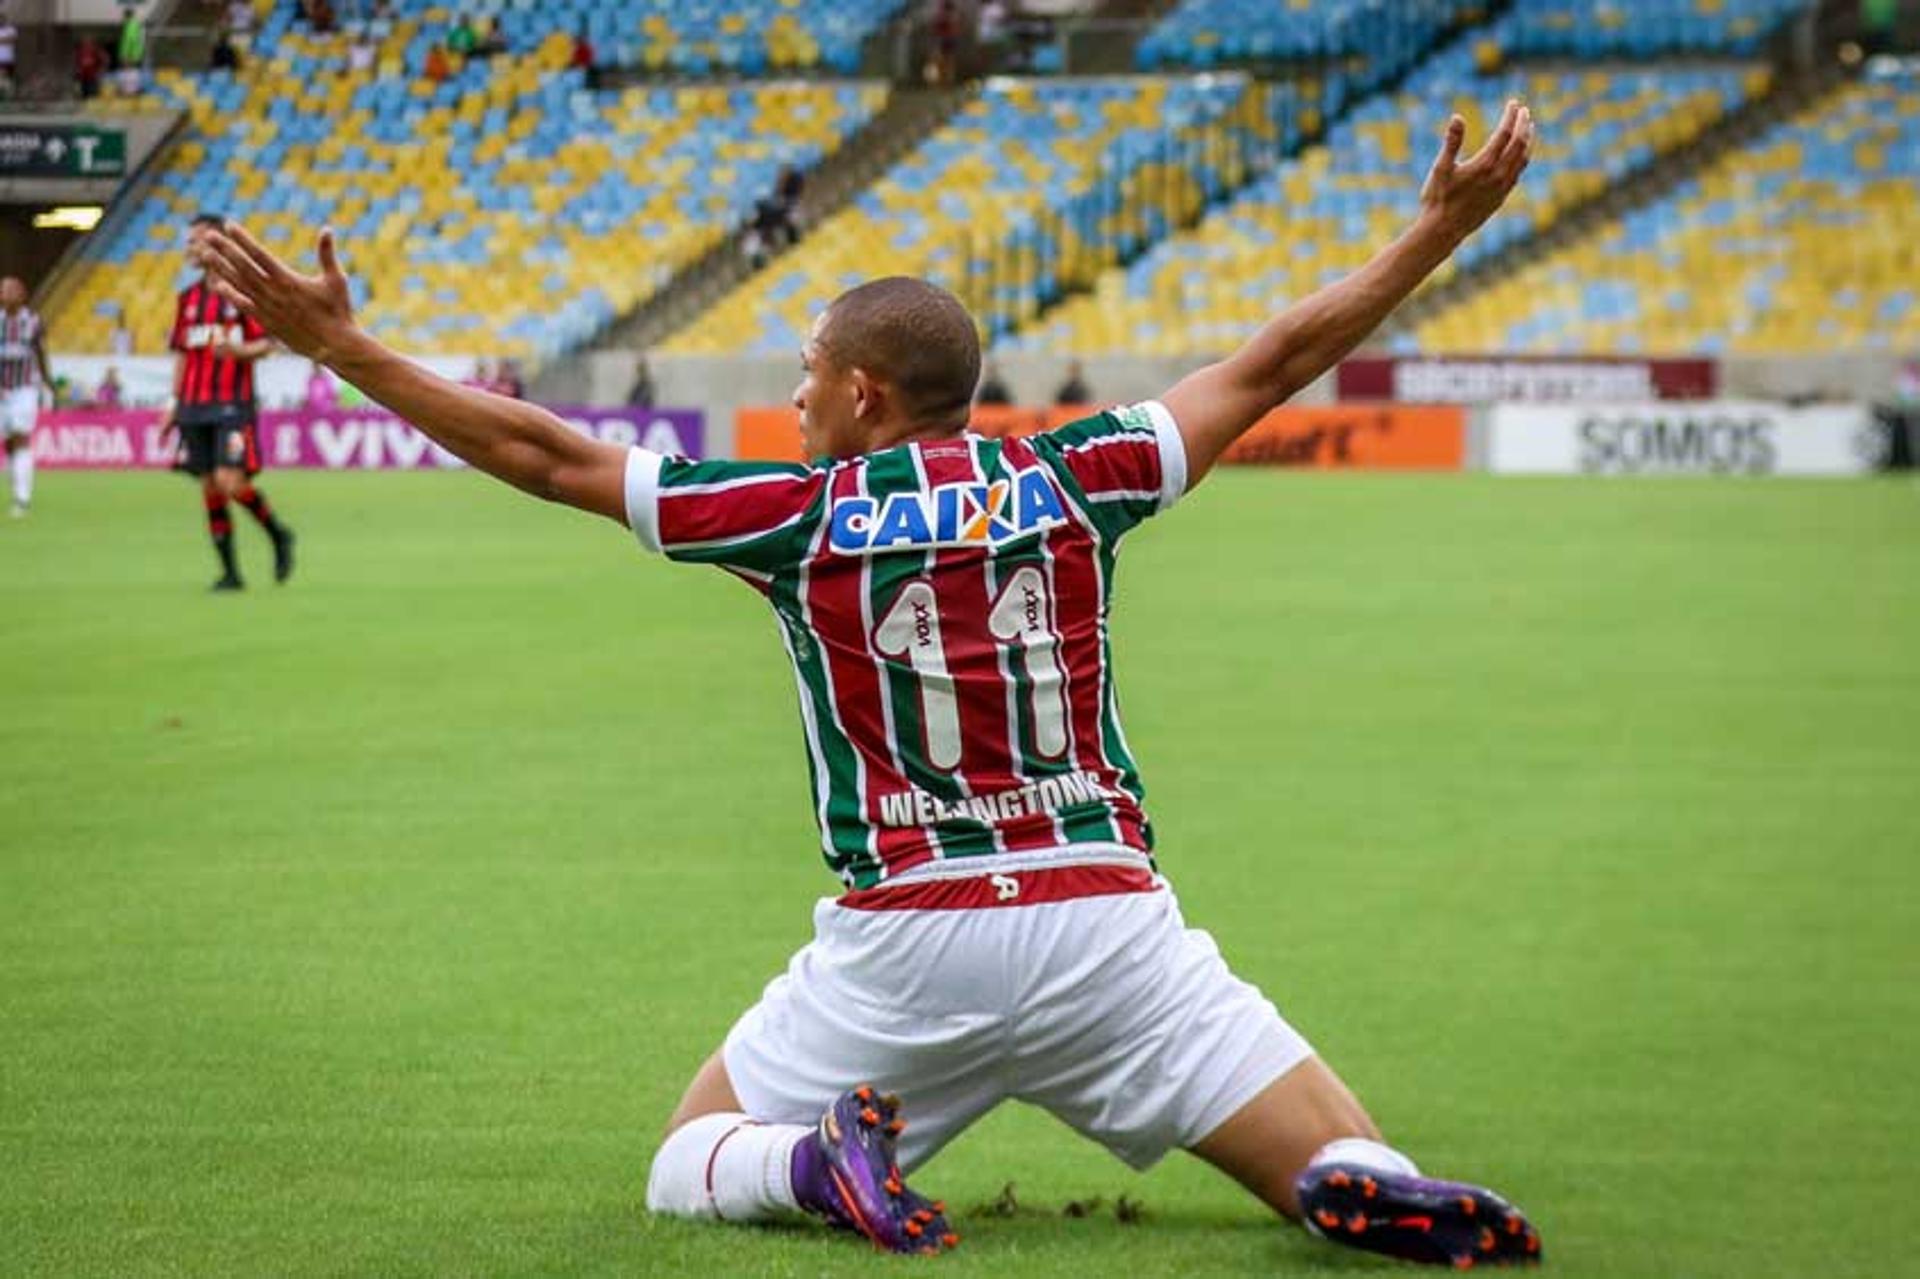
[625,404,1188,890]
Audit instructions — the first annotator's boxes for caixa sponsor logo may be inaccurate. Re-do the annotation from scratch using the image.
[830,467,1068,555]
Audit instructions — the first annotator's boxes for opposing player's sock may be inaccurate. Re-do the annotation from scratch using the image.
[234,484,282,535]
[644,1113,808,1221]
[235,486,296,582]
[8,440,30,511]
[205,492,241,586]
[1296,1140,1541,1268]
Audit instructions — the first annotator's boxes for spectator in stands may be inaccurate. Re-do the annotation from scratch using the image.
[979,0,1010,54]
[369,0,394,40]
[1053,359,1091,406]
[626,357,656,408]
[347,28,376,73]
[976,361,1012,405]
[495,359,525,400]
[94,367,124,408]
[1897,359,1920,405]
[1862,0,1896,55]
[777,164,805,220]
[570,24,598,88]
[108,313,133,356]
[226,0,253,40]
[468,358,494,391]
[926,0,960,85]
[447,13,478,58]
[305,361,337,410]
[0,12,17,100]
[474,16,506,60]
[303,0,337,36]
[116,5,147,96]
[423,40,451,83]
[211,28,241,72]
[76,35,109,99]
[745,174,803,268]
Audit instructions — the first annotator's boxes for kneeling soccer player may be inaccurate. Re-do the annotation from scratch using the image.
[201,101,1541,1268]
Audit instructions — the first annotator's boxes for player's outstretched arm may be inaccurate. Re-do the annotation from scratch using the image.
[1161,99,1534,489]
[198,224,628,522]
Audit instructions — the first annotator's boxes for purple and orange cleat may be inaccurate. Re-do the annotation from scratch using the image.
[1297,1163,1542,1269]
[790,1085,959,1255]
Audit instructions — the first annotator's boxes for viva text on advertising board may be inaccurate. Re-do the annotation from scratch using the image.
[33,406,705,469]
[1487,402,1884,476]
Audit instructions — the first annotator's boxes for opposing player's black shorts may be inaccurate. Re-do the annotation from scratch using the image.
[175,404,261,477]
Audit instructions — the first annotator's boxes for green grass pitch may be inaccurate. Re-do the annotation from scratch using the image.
[2,469,1916,1277]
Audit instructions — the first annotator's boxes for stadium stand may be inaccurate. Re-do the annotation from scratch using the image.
[1015,58,1769,355]
[669,4,1486,355]
[289,0,909,76]
[1412,64,1920,355]
[1500,0,1810,58]
[47,4,889,359]
[1138,0,1471,73]
[664,75,1301,354]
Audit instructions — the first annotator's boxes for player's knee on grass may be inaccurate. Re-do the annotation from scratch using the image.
[644,1111,805,1222]
[213,468,244,498]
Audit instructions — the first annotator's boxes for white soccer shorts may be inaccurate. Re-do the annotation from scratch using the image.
[0,386,37,437]
[721,851,1313,1172]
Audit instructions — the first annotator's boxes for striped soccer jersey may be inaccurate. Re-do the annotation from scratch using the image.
[625,403,1189,890]
[170,280,265,408]
[0,307,43,390]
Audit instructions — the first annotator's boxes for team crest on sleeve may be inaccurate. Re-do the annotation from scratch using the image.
[829,466,1068,556]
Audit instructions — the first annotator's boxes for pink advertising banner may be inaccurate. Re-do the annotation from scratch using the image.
[32,406,704,470]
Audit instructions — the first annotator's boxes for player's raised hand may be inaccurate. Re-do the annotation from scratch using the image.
[200,224,356,364]
[1418,98,1533,246]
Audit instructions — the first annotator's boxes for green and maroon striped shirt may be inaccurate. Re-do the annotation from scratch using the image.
[624,404,1188,890]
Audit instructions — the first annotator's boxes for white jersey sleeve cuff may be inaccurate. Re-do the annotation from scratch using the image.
[624,447,665,554]
[1133,399,1188,513]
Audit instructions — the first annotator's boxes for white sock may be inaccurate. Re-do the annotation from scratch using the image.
[1308,1136,1420,1178]
[644,1112,809,1221]
[8,443,29,506]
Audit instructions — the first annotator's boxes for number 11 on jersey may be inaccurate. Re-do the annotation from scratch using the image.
[875,568,1069,774]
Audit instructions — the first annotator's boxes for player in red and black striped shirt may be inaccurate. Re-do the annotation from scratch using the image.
[168,212,296,591]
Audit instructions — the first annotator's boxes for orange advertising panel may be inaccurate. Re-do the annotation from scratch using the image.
[736,403,1464,470]
[735,406,807,463]
[1222,404,1465,469]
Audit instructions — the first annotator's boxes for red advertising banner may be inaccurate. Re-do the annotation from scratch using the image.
[1338,356,1717,403]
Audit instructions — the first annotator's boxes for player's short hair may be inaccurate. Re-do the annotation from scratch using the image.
[190,212,226,229]
[818,277,981,425]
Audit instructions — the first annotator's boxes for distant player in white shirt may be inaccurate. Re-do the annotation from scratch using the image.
[0,277,52,518]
